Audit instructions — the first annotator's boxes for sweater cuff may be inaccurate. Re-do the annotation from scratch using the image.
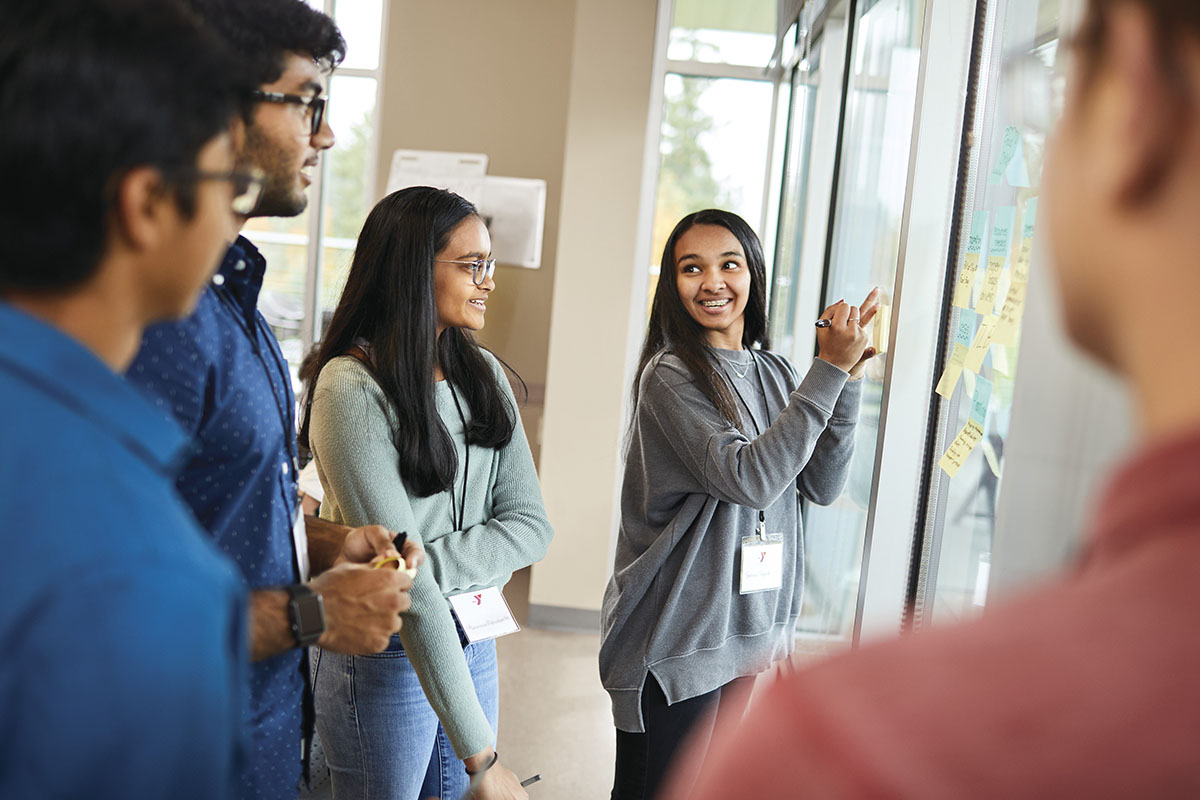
[794,358,850,415]
[832,373,864,421]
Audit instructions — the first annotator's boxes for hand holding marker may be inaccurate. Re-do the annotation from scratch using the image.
[371,532,418,577]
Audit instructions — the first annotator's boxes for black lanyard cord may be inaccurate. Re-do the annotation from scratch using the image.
[446,380,470,532]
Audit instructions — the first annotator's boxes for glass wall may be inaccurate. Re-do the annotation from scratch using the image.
[793,0,926,641]
[920,0,1064,626]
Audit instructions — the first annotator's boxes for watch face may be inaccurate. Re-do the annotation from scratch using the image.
[295,595,325,633]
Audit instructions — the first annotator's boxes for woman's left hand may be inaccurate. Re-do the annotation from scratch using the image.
[847,288,883,381]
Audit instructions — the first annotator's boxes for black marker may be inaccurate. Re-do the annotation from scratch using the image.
[520,774,542,788]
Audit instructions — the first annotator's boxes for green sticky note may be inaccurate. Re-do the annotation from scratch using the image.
[989,206,1016,261]
[969,373,994,424]
[955,309,978,347]
[988,126,1021,185]
[1022,197,1038,240]
[967,210,989,255]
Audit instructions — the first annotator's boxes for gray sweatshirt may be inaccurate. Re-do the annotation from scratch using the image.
[599,348,861,732]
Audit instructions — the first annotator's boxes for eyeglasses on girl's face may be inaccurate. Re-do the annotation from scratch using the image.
[436,258,497,286]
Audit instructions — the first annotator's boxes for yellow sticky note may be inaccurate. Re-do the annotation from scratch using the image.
[993,281,1027,346]
[981,438,1002,478]
[935,343,969,398]
[964,315,998,373]
[975,255,1005,315]
[939,418,985,478]
[1012,238,1033,285]
[873,304,891,354]
[953,253,979,309]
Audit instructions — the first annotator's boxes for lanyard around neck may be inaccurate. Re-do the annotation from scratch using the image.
[446,380,469,532]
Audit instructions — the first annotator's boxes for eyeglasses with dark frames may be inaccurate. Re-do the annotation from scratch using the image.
[436,258,497,286]
[251,90,327,136]
[169,167,265,216]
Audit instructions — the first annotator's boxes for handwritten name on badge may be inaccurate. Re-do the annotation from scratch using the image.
[449,586,520,643]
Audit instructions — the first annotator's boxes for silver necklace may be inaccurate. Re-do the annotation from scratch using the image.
[713,349,752,379]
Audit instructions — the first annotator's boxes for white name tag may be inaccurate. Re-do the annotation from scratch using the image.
[292,505,310,583]
[448,586,521,643]
[740,534,784,594]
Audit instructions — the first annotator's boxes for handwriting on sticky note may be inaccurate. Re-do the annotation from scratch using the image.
[993,279,1027,346]
[939,418,985,477]
[989,126,1021,186]
[969,373,993,423]
[935,343,969,398]
[953,211,990,309]
[964,315,998,373]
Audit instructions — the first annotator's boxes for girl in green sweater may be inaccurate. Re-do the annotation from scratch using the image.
[300,186,552,800]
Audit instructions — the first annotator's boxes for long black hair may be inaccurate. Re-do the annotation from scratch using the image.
[632,209,770,426]
[299,186,518,497]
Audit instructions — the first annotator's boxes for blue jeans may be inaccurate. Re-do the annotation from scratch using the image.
[312,635,499,800]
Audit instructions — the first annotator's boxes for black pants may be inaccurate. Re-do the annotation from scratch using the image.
[611,673,754,800]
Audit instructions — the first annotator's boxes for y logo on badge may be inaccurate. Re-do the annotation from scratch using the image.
[473,593,483,606]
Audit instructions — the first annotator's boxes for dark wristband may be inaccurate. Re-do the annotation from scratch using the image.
[465,750,498,776]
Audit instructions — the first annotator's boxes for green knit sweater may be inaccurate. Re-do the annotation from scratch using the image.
[309,351,553,758]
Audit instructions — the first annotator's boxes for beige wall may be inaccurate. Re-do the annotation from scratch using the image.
[530,0,659,615]
[377,0,578,456]
[377,0,659,617]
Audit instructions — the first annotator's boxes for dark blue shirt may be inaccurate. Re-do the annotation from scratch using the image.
[0,302,248,799]
[128,237,303,800]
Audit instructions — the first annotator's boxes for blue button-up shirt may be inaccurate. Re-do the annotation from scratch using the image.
[0,302,248,799]
[128,237,303,800]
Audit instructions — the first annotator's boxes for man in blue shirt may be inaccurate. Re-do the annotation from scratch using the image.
[0,1,258,796]
[128,1,420,797]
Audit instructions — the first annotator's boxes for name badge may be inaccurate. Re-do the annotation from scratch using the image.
[740,533,784,594]
[448,586,521,643]
[292,504,310,583]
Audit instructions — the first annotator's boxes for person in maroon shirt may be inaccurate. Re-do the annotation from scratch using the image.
[665,1,1200,797]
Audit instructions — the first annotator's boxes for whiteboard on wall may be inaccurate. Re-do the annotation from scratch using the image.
[384,149,546,269]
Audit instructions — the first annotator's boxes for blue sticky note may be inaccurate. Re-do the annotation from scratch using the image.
[988,126,1021,185]
[1022,197,1038,240]
[967,210,989,256]
[989,206,1016,261]
[1006,137,1031,187]
[955,309,978,347]
[970,373,994,424]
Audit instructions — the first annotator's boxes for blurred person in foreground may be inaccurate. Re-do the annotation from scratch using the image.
[666,0,1200,797]
[0,0,256,796]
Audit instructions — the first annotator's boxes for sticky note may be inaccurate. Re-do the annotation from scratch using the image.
[953,211,990,309]
[969,373,993,423]
[964,314,998,373]
[963,367,977,401]
[939,418,985,477]
[976,207,1014,314]
[873,303,891,354]
[935,343,969,398]
[992,342,1012,375]
[993,281,1027,346]
[954,308,977,348]
[1022,197,1038,240]
[988,126,1021,185]
[1006,137,1030,187]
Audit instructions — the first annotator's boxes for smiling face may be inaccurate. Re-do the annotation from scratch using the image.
[242,51,335,218]
[433,215,493,334]
[674,224,752,350]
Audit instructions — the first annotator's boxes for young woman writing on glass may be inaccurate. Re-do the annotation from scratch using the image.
[600,209,879,800]
[300,186,552,800]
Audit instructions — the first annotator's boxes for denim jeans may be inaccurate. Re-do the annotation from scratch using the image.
[312,634,499,800]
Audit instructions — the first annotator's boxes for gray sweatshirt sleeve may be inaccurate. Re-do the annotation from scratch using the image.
[797,373,862,505]
[642,356,858,510]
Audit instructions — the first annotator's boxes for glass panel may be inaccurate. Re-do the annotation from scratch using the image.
[648,74,774,300]
[769,47,823,358]
[333,0,382,70]
[668,0,777,67]
[800,0,926,640]
[927,0,1063,626]
[318,75,376,338]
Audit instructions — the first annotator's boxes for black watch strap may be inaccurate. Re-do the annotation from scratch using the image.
[285,583,326,648]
